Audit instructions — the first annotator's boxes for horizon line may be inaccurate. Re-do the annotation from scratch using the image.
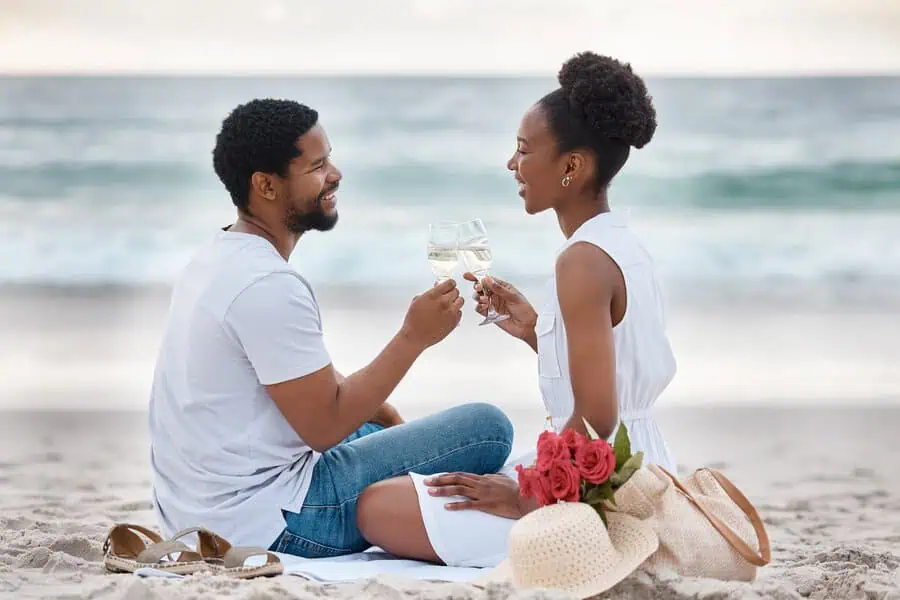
[2,70,900,79]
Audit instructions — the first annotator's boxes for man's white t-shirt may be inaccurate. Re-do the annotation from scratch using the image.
[149,230,330,548]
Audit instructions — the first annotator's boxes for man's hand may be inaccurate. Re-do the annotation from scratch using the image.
[424,472,532,519]
[401,279,464,350]
[370,402,404,428]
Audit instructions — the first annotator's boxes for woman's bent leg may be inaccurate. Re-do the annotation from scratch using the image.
[357,477,442,563]
[357,470,520,567]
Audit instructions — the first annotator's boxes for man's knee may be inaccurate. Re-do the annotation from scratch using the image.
[457,402,514,471]
[466,402,514,446]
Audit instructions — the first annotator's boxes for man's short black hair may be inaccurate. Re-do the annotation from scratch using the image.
[212,98,319,212]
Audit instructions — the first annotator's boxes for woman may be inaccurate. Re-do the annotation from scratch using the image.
[355,51,678,566]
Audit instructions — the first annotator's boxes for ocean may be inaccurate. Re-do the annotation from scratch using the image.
[1,75,899,299]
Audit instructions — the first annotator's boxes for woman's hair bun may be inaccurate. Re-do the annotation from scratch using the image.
[557,51,657,149]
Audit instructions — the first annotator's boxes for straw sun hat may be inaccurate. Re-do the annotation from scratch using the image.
[478,502,658,598]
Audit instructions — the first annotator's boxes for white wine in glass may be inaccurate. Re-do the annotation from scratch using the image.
[458,243,492,275]
[427,222,459,283]
[457,218,509,326]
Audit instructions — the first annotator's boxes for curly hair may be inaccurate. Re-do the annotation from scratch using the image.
[212,98,319,212]
[539,51,657,189]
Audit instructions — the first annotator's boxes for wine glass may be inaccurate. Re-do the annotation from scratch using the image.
[457,218,509,326]
[426,222,459,284]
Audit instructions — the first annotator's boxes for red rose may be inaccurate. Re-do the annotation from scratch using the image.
[515,464,554,506]
[548,458,581,503]
[575,439,617,484]
[561,428,586,455]
[515,464,536,497]
[535,431,570,472]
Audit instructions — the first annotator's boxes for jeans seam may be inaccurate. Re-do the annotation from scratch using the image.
[300,438,512,509]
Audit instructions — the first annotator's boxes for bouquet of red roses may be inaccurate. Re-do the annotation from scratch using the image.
[515,418,643,525]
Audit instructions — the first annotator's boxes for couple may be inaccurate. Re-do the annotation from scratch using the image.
[148,51,678,568]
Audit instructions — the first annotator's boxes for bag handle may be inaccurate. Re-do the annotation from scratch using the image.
[654,466,771,567]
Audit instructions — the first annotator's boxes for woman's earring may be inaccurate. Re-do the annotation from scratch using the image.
[561,175,572,187]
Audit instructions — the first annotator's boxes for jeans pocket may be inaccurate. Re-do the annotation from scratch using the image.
[273,528,351,559]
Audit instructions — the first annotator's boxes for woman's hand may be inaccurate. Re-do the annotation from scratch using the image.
[462,273,538,349]
[424,472,530,519]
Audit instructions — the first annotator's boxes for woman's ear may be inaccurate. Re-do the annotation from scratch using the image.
[564,151,589,179]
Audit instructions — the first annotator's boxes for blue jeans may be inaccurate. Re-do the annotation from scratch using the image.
[269,402,514,558]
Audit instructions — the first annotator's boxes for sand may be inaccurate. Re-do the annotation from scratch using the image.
[2,407,899,600]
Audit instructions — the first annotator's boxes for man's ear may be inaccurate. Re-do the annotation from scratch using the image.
[251,172,277,201]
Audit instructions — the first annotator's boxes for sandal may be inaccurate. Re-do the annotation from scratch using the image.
[169,527,284,579]
[103,524,208,575]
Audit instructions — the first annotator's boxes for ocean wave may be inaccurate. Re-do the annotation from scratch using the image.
[0,162,214,197]
[2,159,898,209]
[653,161,900,209]
[327,160,900,210]
[1,153,898,210]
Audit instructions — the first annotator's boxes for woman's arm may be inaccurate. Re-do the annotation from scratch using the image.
[555,241,623,440]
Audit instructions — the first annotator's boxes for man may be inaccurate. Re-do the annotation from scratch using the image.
[148,98,514,559]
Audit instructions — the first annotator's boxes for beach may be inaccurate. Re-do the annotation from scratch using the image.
[2,406,900,599]
[2,284,900,599]
[1,73,899,598]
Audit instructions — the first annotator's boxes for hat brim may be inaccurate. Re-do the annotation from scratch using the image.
[474,511,658,599]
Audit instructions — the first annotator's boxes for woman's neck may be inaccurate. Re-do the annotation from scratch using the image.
[555,191,610,238]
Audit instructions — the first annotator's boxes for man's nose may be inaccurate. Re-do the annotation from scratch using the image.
[328,165,342,183]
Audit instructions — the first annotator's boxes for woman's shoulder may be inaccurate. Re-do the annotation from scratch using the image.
[556,227,648,274]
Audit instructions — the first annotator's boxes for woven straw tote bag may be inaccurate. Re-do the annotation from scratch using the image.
[611,463,771,581]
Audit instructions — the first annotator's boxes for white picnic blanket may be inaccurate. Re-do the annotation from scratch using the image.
[134,549,486,582]
[278,550,485,582]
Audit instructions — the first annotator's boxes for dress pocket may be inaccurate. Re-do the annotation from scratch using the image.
[535,313,561,379]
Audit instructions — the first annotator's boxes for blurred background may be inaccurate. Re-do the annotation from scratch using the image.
[1,0,899,418]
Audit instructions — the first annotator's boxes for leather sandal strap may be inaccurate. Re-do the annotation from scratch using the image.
[170,527,232,560]
[135,540,202,564]
[103,523,163,557]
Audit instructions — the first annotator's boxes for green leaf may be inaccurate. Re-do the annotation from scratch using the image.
[597,480,614,500]
[610,451,644,487]
[582,417,600,441]
[583,486,604,505]
[583,480,614,505]
[614,422,632,470]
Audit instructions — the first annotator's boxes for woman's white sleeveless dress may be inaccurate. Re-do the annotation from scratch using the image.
[408,211,678,567]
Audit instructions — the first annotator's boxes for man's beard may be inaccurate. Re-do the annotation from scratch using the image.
[284,188,339,234]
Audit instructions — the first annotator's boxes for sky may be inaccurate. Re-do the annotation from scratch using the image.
[1,0,899,75]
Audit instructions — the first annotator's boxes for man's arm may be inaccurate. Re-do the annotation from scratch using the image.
[333,368,403,427]
[228,274,461,452]
[555,242,621,440]
[265,333,419,449]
